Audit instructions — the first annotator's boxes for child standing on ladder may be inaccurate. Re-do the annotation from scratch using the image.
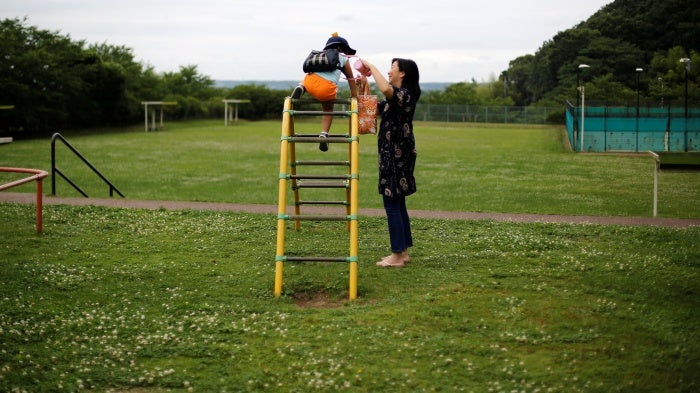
[292,32,359,152]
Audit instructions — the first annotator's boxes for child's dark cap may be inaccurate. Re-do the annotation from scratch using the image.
[324,32,356,55]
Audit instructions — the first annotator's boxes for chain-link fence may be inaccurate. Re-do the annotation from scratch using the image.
[566,102,700,152]
[414,104,563,124]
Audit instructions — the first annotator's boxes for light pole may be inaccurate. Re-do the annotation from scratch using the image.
[680,58,691,118]
[578,64,590,152]
[680,58,691,151]
[636,67,643,151]
[636,68,643,116]
[659,77,669,150]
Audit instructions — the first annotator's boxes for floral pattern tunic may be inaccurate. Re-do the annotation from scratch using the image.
[377,86,418,198]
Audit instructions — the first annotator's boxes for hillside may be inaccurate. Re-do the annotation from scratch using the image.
[502,0,699,107]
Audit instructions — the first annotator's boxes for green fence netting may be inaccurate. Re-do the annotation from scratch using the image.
[565,103,700,152]
[414,104,560,124]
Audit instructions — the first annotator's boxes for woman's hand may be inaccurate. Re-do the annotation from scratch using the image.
[355,75,368,95]
[361,59,393,99]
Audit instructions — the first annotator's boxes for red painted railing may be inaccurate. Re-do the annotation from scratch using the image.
[0,167,49,233]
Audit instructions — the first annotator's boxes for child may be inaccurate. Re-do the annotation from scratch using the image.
[292,32,358,152]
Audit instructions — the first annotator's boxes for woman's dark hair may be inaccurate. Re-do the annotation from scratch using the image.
[392,58,421,100]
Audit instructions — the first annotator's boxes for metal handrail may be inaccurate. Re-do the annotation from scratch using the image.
[0,167,49,233]
[51,133,124,198]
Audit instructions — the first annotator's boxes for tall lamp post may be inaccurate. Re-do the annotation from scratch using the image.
[578,64,590,152]
[636,68,643,116]
[680,58,691,118]
[680,58,691,151]
[636,67,643,151]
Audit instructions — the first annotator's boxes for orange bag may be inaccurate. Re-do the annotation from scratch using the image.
[357,79,377,135]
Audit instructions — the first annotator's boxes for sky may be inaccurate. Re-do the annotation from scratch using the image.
[1,0,613,83]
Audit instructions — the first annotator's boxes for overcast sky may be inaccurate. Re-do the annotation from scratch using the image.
[2,0,613,83]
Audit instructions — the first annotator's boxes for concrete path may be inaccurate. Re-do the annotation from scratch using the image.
[1,192,699,228]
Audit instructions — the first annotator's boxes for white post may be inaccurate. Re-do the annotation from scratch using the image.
[653,162,658,217]
[151,109,156,131]
[144,103,148,131]
[577,64,590,152]
[580,85,586,152]
[649,151,659,217]
[224,101,229,126]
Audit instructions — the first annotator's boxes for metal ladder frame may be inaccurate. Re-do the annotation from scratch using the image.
[274,97,360,300]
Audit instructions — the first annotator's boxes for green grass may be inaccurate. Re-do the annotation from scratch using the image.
[1,204,698,392]
[1,120,699,391]
[1,119,698,218]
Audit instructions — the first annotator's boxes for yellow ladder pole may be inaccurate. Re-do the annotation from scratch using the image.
[345,115,353,232]
[348,98,360,300]
[275,97,293,297]
[289,113,301,231]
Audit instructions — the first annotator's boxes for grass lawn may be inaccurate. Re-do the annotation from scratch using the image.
[1,120,699,392]
[1,204,698,392]
[1,119,699,218]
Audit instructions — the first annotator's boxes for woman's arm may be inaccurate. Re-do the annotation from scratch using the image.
[360,59,393,99]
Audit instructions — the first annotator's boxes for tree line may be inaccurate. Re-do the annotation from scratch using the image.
[0,18,291,137]
[1,0,698,137]
[498,0,699,108]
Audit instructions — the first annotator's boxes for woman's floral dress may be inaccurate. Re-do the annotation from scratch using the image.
[377,86,418,198]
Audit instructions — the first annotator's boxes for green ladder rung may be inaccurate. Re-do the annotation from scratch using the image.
[294,181,348,189]
[294,160,349,166]
[297,200,348,206]
[294,133,349,137]
[288,136,349,143]
[287,214,348,221]
[291,174,350,180]
[285,256,349,263]
[287,110,350,116]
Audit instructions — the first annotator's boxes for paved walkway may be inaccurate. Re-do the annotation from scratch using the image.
[1,192,699,228]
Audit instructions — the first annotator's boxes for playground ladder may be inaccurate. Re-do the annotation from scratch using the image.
[274,97,360,300]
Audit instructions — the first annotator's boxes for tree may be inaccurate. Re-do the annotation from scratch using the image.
[90,43,151,122]
[648,47,699,107]
[158,65,222,119]
[504,55,535,106]
[0,18,88,134]
[587,0,699,54]
[585,73,636,105]
[499,0,699,108]
[227,84,288,120]
[161,65,215,99]
[0,18,144,134]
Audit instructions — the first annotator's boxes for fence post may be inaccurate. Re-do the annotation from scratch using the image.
[36,177,44,233]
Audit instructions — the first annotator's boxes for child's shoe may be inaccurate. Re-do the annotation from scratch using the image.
[319,131,328,152]
[291,85,305,99]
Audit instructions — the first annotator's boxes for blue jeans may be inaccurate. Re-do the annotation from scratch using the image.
[382,195,413,252]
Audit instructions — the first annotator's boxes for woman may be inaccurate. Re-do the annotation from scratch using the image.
[359,58,421,268]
